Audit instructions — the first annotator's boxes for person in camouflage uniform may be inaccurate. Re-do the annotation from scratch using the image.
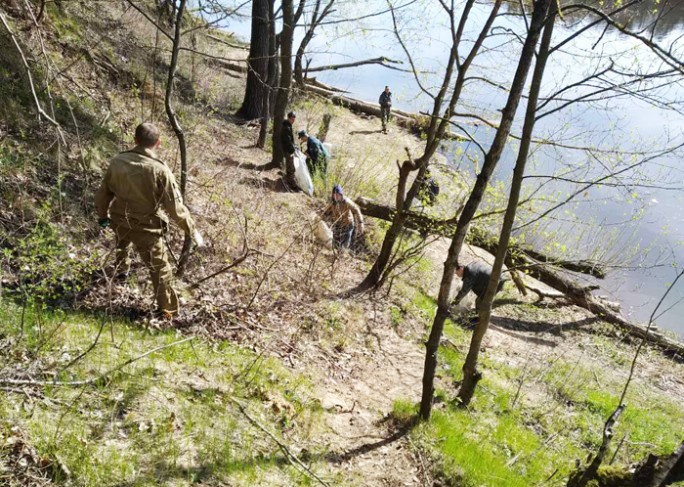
[95,123,203,316]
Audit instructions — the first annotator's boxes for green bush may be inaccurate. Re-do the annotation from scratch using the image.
[2,215,99,306]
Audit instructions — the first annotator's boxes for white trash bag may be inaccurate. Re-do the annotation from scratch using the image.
[311,213,333,248]
[293,149,314,196]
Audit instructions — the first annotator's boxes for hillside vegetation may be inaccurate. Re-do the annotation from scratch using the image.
[1,2,683,486]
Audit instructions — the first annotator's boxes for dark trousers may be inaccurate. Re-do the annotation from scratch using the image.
[380,105,391,129]
[284,153,297,188]
[333,224,354,249]
[474,280,506,312]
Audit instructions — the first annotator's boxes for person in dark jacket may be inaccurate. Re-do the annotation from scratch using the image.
[419,169,440,206]
[281,111,297,188]
[452,260,508,311]
[378,86,392,133]
[298,130,329,176]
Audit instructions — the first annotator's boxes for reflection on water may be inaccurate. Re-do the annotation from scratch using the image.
[502,0,684,38]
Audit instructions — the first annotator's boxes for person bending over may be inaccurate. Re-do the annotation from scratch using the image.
[322,185,365,249]
[452,260,507,312]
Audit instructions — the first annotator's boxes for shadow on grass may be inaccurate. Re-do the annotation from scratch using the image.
[490,315,599,335]
[109,420,414,486]
[349,129,384,135]
[218,156,279,172]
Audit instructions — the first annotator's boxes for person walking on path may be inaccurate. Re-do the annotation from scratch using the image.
[298,130,329,177]
[452,260,508,312]
[95,122,204,317]
[322,185,365,249]
[281,111,298,189]
[378,86,392,133]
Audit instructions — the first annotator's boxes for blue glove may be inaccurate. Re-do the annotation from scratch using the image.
[98,218,111,228]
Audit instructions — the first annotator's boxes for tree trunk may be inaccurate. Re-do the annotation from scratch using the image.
[271,0,294,167]
[293,0,321,87]
[357,0,501,292]
[354,198,606,277]
[162,0,192,277]
[236,0,270,120]
[568,440,684,486]
[317,113,332,142]
[257,0,276,149]
[458,3,556,405]
[420,0,552,420]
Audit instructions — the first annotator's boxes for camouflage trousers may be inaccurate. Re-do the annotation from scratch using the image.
[380,105,391,130]
[114,225,179,314]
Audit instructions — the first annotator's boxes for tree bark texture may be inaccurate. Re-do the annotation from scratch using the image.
[163,0,192,276]
[236,0,270,120]
[420,0,553,420]
[257,0,275,149]
[271,0,294,167]
[458,2,557,406]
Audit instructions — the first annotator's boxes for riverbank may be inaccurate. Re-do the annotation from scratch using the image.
[1,2,683,486]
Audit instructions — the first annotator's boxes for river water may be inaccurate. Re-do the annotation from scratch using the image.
[223,1,684,337]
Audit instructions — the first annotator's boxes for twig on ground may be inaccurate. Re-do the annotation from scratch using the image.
[229,395,332,487]
[188,248,252,290]
[0,337,195,387]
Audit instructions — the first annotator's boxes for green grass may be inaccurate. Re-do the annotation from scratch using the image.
[0,298,325,486]
[390,317,684,487]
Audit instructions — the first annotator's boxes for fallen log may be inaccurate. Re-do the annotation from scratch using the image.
[513,253,684,356]
[204,57,248,74]
[356,198,684,357]
[206,33,249,51]
[356,198,605,277]
[304,77,349,93]
[304,83,415,127]
[303,83,466,141]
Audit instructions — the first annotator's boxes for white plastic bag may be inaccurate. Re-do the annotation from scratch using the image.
[312,213,333,248]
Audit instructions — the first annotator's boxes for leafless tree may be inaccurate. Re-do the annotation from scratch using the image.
[421,0,684,416]
[293,0,335,87]
[355,0,503,292]
[457,1,558,406]
[163,0,194,275]
[271,0,295,167]
[419,0,554,420]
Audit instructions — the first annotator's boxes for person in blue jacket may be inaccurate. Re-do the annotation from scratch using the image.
[298,130,329,176]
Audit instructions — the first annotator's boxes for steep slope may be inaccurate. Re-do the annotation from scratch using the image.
[1,2,683,487]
